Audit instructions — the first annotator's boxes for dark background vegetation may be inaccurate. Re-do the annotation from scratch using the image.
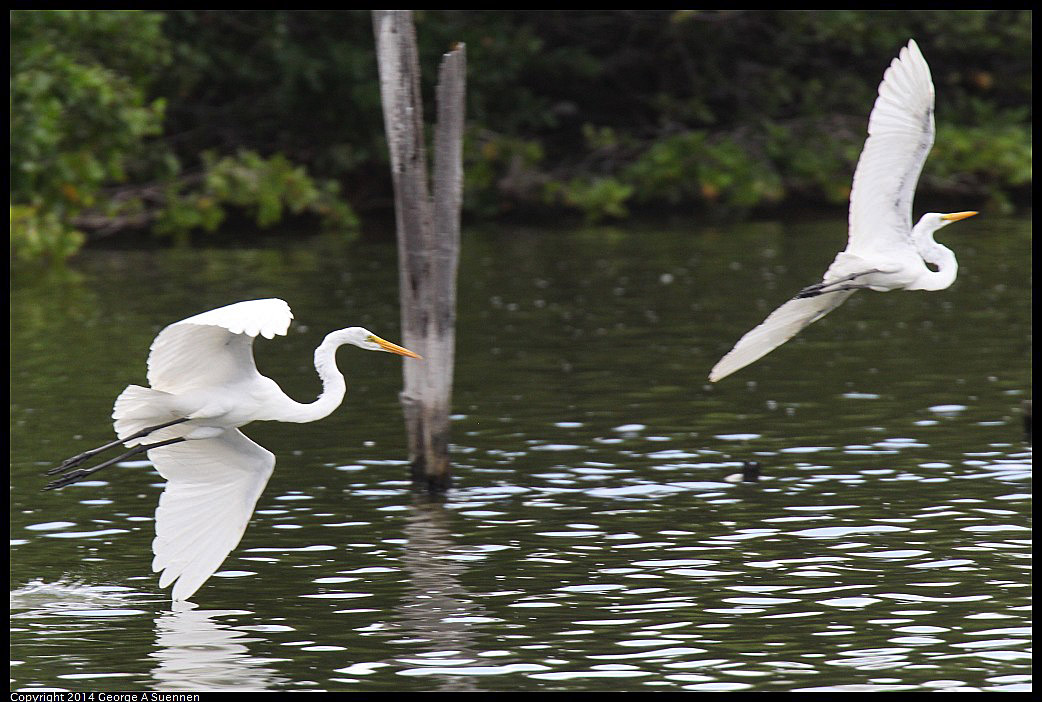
[10,10,1031,261]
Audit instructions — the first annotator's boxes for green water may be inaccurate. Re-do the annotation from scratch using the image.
[10,215,1031,692]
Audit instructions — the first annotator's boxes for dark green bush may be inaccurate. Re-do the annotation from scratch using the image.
[10,10,1030,260]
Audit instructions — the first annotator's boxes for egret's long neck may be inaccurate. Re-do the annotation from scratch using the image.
[910,227,958,292]
[285,332,348,423]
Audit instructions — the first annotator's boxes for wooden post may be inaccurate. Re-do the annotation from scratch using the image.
[373,11,465,490]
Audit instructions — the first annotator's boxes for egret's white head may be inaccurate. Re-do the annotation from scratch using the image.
[916,210,978,235]
[906,210,977,290]
[330,327,422,358]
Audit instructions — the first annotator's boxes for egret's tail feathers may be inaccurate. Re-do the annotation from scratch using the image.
[709,290,855,382]
[112,385,178,444]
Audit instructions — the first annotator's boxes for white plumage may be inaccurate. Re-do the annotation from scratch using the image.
[709,40,977,383]
[149,430,274,601]
[47,298,420,601]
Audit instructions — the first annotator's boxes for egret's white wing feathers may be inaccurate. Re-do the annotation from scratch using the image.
[50,297,421,602]
[148,429,276,602]
[847,39,934,256]
[147,299,293,393]
[176,298,293,338]
[708,40,953,383]
[708,289,855,383]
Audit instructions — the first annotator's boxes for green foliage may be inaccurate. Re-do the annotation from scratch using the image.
[10,10,1031,262]
[624,131,785,213]
[464,129,546,217]
[929,124,1032,213]
[438,9,1028,221]
[761,119,862,204]
[11,10,360,263]
[545,177,634,223]
[10,10,169,260]
[10,206,85,262]
[156,11,389,181]
[155,151,359,236]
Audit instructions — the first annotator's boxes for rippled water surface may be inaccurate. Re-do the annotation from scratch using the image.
[11,217,1031,691]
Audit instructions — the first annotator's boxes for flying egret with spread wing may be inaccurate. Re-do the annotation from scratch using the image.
[45,298,421,601]
[709,39,977,383]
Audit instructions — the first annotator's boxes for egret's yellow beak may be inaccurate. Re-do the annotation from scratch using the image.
[370,335,422,359]
[941,211,978,222]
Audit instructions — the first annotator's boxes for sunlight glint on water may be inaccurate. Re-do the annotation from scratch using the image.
[10,217,1031,691]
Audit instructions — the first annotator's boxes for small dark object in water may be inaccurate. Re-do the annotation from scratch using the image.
[1023,399,1032,440]
[742,461,761,483]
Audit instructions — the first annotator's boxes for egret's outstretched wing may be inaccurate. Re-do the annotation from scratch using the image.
[710,41,936,383]
[146,299,293,393]
[708,290,855,383]
[846,39,934,256]
[148,429,276,601]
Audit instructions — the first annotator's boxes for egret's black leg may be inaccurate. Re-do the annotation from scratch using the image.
[795,270,881,299]
[796,282,877,298]
[47,417,189,475]
[43,436,186,491]
[795,283,828,299]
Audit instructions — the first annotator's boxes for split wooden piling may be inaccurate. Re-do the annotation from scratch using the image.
[373,11,465,490]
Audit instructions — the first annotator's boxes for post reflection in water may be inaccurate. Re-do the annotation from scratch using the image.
[394,495,488,690]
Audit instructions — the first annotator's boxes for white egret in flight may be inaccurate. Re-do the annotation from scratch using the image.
[709,40,977,383]
[45,298,421,601]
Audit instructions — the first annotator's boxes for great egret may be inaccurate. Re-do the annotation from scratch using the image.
[44,298,421,601]
[709,39,977,383]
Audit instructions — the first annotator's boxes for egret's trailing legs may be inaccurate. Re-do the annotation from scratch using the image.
[44,435,187,490]
[46,417,190,476]
[795,270,883,298]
